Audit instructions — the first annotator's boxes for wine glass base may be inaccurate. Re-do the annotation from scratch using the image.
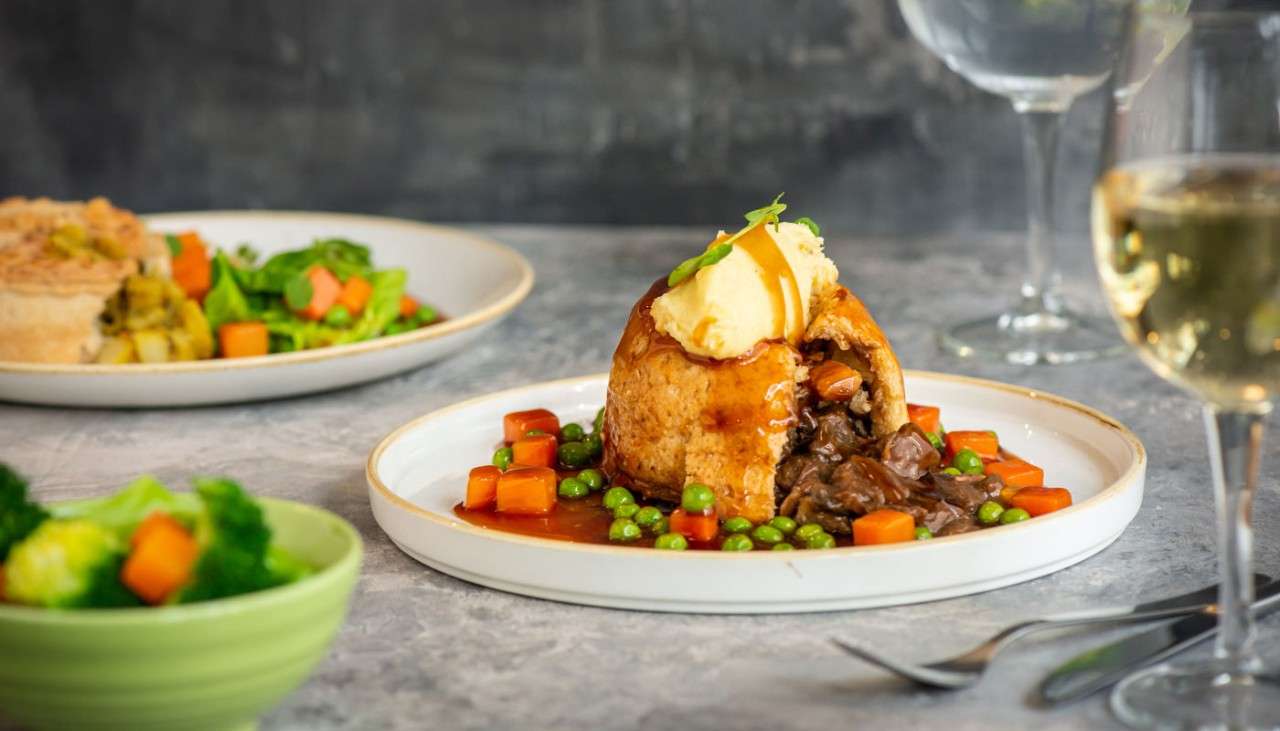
[1111,660,1280,730]
[939,307,1125,365]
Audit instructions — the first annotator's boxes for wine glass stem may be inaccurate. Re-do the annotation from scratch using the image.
[1016,109,1065,316]
[1205,406,1265,672]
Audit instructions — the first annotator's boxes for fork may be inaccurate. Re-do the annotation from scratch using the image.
[829,576,1268,690]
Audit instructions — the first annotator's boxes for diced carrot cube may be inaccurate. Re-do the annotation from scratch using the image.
[218,321,269,358]
[297,266,343,320]
[1009,487,1073,517]
[945,430,1000,461]
[512,434,558,468]
[496,466,558,514]
[985,459,1044,490]
[465,465,501,510]
[130,512,188,549]
[669,508,719,543]
[170,231,211,301]
[906,404,941,435]
[852,509,915,546]
[336,274,373,315]
[120,518,199,605]
[400,295,419,318]
[503,409,562,444]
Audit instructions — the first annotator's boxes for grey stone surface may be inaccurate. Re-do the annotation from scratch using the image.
[0,0,1108,235]
[2,225,1279,730]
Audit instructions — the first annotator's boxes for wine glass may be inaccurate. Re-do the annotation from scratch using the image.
[1095,8,1280,728]
[897,0,1133,364]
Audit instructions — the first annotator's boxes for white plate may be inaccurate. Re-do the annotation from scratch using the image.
[0,211,533,407]
[367,371,1146,614]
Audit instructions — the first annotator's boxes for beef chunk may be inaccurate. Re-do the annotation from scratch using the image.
[776,453,836,489]
[892,495,966,534]
[936,516,981,537]
[810,409,861,460]
[829,457,915,513]
[930,471,990,511]
[880,424,942,480]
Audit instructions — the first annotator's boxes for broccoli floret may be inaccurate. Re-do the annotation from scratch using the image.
[4,519,139,608]
[0,464,50,561]
[179,478,280,603]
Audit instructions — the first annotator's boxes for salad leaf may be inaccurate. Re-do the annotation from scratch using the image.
[344,268,406,341]
[283,273,314,311]
[235,238,372,293]
[203,251,255,339]
[165,234,182,256]
[667,243,733,287]
[743,193,786,226]
[50,476,201,542]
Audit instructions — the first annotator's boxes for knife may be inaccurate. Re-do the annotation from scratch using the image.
[1039,577,1280,706]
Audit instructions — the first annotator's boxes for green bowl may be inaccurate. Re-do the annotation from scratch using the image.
[0,498,361,731]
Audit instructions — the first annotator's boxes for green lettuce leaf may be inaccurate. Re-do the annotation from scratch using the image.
[203,252,255,342]
[50,476,202,542]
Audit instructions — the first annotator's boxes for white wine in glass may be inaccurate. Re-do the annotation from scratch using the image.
[898,0,1134,364]
[1094,9,1280,729]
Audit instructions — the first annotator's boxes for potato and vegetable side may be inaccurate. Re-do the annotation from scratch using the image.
[0,465,311,608]
[0,197,440,364]
[455,198,1074,550]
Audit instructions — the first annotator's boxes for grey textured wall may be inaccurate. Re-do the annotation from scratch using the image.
[0,0,1107,233]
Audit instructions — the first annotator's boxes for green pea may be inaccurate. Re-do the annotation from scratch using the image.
[751,525,784,545]
[1000,508,1031,525]
[526,429,547,437]
[723,516,753,534]
[323,303,353,327]
[914,526,934,540]
[794,523,825,541]
[492,447,513,470]
[654,533,688,550]
[602,486,635,510]
[926,431,944,450]
[942,467,962,476]
[413,305,439,326]
[977,501,1005,526]
[805,532,837,550]
[558,441,591,467]
[584,433,603,457]
[560,423,585,442]
[681,483,716,513]
[558,477,589,499]
[721,534,754,552]
[594,407,605,432]
[634,506,663,528]
[609,518,642,542]
[953,448,984,474]
[383,321,409,336]
[651,517,670,535]
[614,503,640,520]
[576,468,604,490]
[772,542,796,551]
[768,516,797,535]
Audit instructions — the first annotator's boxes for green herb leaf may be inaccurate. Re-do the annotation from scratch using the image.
[283,274,314,311]
[795,216,820,237]
[699,243,733,267]
[235,243,259,265]
[743,192,787,226]
[165,234,182,256]
[667,253,704,287]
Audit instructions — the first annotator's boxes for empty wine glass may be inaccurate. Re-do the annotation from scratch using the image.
[1095,8,1280,728]
[897,0,1135,364]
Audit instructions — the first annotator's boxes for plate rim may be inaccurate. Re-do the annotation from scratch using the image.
[366,369,1147,560]
[0,210,534,375]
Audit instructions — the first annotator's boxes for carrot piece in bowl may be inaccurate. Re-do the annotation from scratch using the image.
[121,516,200,605]
[496,466,557,514]
[906,404,941,435]
[669,509,718,543]
[399,295,419,318]
[945,430,999,461]
[985,459,1044,490]
[1008,487,1072,517]
[512,434,558,469]
[852,509,915,546]
[465,466,501,510]
[218,322,269,358]
[503,409,561,444]
[336,274,373,315]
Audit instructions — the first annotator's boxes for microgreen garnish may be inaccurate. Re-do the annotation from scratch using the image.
[795,216,820,237]
[667,194,791,287]
[165,234,182,256]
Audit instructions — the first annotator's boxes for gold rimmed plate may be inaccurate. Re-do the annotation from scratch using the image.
[0,211,533,407]
[367,371,1146,614]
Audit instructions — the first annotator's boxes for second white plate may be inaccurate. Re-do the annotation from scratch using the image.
[0,211,533,407]
[367,371,1146,614]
